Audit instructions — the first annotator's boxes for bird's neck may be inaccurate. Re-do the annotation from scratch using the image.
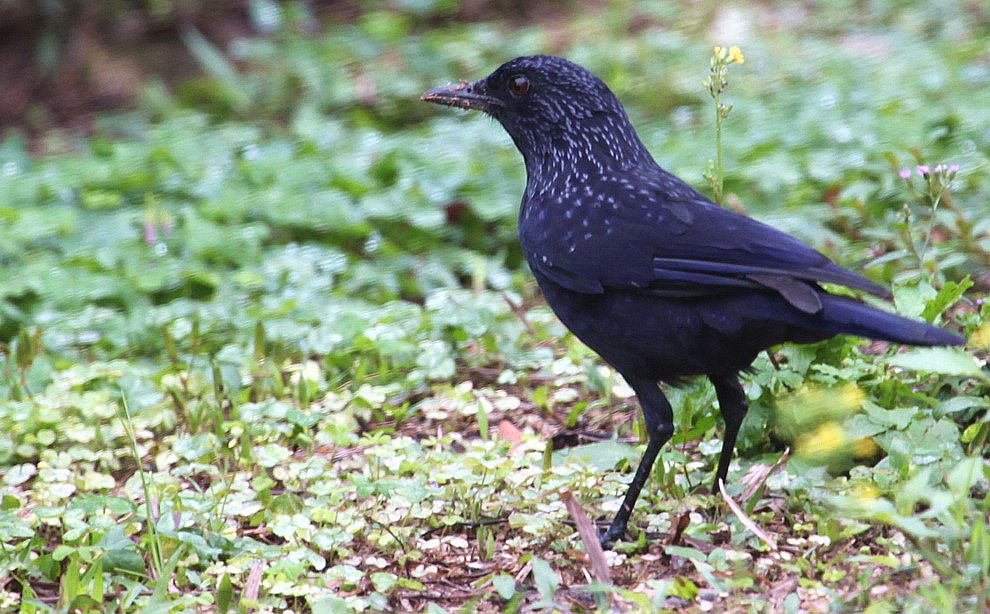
[519,122,652,200]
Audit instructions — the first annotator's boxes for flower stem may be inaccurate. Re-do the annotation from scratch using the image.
[714,103,724,205]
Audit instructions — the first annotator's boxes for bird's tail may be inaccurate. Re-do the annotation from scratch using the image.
[816,294,965,346]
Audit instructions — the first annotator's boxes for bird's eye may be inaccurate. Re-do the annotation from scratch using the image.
[508,75,530,98]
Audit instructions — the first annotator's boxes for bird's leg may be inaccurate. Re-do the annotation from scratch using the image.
[710,374,748,489]
[600,380,673,548]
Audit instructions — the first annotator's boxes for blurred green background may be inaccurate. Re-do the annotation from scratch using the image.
[0,0,988,611]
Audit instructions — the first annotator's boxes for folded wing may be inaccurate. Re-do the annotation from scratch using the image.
[525,191,889,314]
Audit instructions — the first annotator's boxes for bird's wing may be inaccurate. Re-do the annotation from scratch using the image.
[524,192,889,314]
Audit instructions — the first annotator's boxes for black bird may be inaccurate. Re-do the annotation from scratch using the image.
[422,55,965,546]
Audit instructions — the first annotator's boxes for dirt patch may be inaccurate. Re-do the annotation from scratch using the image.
[0,2,252,138]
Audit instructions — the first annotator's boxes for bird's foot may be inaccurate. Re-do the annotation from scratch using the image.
[598,522,626,550]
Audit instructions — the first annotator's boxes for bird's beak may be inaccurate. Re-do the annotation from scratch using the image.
[421,79,498,112]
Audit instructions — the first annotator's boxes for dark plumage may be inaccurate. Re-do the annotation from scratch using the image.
[422,55,964,546]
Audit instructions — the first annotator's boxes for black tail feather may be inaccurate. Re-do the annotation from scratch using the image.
[818,294,965,347]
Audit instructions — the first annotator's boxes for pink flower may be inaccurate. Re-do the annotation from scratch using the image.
[916,165,930,176]
[898,168,911,179]
[948,164,959,174]
[143,220,157,245]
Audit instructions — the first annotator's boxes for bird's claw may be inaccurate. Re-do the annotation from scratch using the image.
[598,524,625,550]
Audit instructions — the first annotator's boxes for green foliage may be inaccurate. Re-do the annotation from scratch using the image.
[0,0,988,611]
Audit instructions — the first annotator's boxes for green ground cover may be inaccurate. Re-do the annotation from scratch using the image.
[0,1,989,611]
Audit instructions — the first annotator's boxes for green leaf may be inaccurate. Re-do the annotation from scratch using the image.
[476,397,489,440]
[938,396,990,415]
[255,443,292,468]
[668,576,699,601]
[881,418,961,460]
[151,544,186,603]
[66,595,101,610]
[19,582,37,614]
[82,560,104,601]
[947,457,986,495]
[665,545,707,562]
[397,578,425,591]
[492,574,516,600]
[217,574,233,613]
[102,548,147,576]
[63,557,82,601]
[898,467,934,507]
[893,281,937,319]
[311,596,353,614]
[3,464,36,486]
[15,327,36,372]
[921,277,973,323]
[532,385,549,409]
[370,572,398,593]
[862,401,915,430]
[530,557,559,599]
[552,440,639,471]
[961,422,985,444]
[52,544,76,562]
[887,347,984,377]
[173,433,217,461]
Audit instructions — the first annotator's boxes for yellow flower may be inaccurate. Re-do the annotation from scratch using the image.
[969,323,990,349]
[852,437,879,458]
[713,45,722,56]
[851,482,879,502]
[796,422,846,457]
[836,383,865,411]
[729,46,745,64]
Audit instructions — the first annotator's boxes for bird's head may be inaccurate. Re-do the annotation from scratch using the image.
[422,55,649,174]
